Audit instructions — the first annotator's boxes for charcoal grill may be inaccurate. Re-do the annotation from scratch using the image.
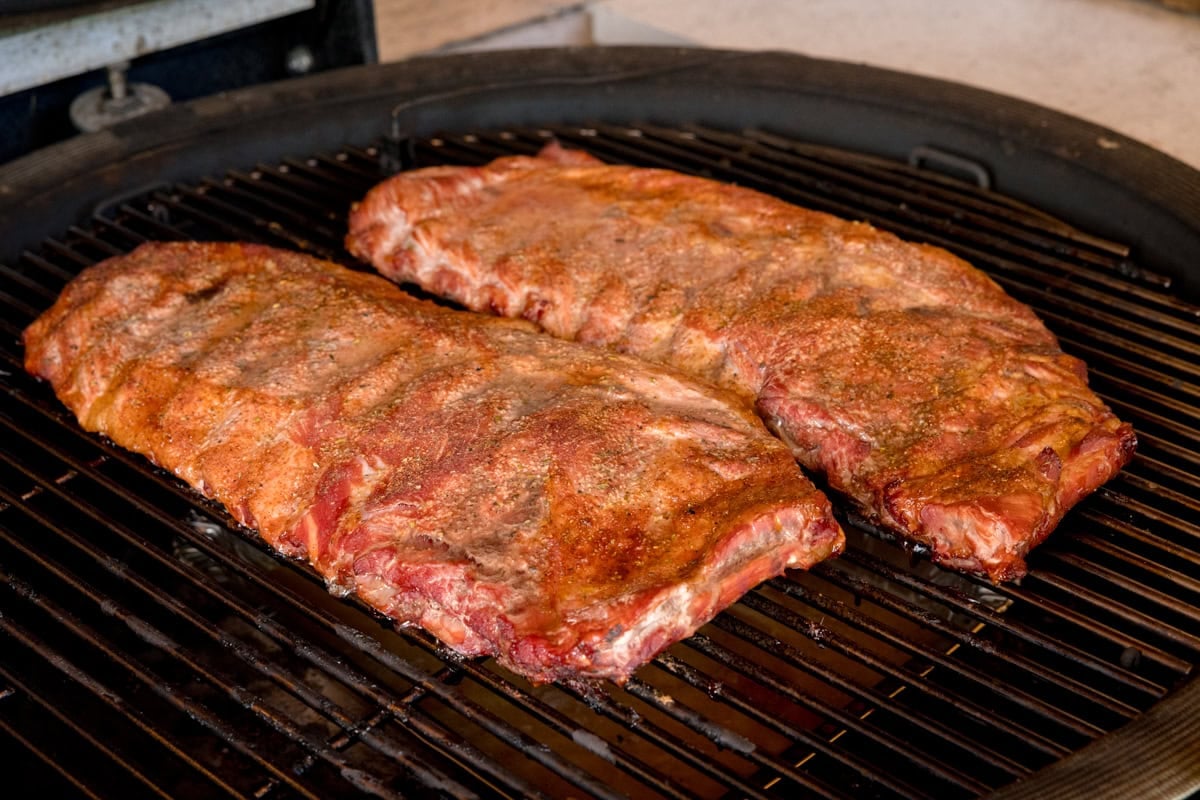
[1,48,1198,799]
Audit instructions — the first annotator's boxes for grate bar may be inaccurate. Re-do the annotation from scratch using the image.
[774,575,1130,732]
[37,238,96,269]
[1116,439,1200,479]
[758,582,1113,734]
[333,627,636,800]
[624,676,878,800]
[1075,513,1200,594]
[0,317,25,343]
[1128,454,1200,504]
[0,285,41,323]
[16,250,75,282]
[0,530,405,800]
[0,264,59,303]
[686,622,1036,794]
[409,657,704,800]
[654,648,1031,792]
[553,680,781,800]
[1117,473,1200,521]
[0,574,265,799]
[1035,309,1200,383]
[0,714,108,800]
[161,187,341,259]
[1094,494,1200,556]
[279,157,372,203]
[1096,485,1200,540]
[1025,565,1200,652]
[198,177,344,244]
[838,546,1188,677]
[657,628,1035,781]
[704,595,1049,763]
[63,225,125,258]
[136,191,259,244]
[1074,510,1200,576]
[998,579,1193,668]
[103,203,191,241]
[225,169,345,220]
[1090,370,1200,426]
[0,441,482,797]
[309,151,384,182]
[1060,340,1200,405]
[86,215,155,249]
[651,652,964,798]
[254,161,360,207]
[1100,406,1200,460]
[0,665,180,800]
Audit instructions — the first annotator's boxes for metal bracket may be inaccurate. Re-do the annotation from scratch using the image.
[908,145,992,189]
[382,118,418,174]
[69,61,171,133]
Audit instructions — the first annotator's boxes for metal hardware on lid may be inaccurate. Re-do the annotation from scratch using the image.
[909,145,993,190]
[68,61,171,134]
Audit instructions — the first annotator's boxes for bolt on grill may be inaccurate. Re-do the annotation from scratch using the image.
[1,123,1198,799]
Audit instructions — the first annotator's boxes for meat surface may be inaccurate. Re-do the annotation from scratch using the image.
[23,242,843,684]
[346,143,1136,581]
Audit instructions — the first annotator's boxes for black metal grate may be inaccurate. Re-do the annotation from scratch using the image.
[1,123,1198,799]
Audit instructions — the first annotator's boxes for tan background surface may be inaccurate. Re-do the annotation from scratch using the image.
[374,0,1200,170]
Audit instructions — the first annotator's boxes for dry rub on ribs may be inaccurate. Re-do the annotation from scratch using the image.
[23,242,843,684]
[347,143,1136,581]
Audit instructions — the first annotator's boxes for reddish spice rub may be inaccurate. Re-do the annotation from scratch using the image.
[23,242,843,683]
[346,143,1136,581]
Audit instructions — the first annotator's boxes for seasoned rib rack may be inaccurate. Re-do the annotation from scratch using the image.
[345,142,1138,582]
[1,122,1199,799]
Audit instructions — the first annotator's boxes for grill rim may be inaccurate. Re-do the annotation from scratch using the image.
[2,46,1199,798]
[1,46,1198,296]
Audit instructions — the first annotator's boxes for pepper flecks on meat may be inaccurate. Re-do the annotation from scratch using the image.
[23,241,843,684]
[347,143,1136,582]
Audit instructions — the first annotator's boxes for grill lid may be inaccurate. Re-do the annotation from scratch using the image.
[1,48,1198,800]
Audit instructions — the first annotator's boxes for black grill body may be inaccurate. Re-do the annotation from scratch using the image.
[0,48,1198,800]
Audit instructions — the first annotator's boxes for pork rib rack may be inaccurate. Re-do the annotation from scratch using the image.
[22,241,844,683]
[346,144,1136,581]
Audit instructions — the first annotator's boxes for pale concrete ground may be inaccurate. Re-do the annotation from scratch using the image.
[374,0,1200,171]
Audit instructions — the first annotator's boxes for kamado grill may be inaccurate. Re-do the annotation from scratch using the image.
[1,48,1199,799]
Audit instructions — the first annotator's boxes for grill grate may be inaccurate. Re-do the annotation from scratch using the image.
[1,123,1198,799]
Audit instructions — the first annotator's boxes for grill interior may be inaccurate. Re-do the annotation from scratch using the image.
[1,122,1198,799]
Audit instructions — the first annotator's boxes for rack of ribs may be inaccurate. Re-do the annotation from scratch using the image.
[23,241,843,683]
[347,143,1135,581]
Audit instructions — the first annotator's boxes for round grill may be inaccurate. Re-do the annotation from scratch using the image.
[1,48,1198,799]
